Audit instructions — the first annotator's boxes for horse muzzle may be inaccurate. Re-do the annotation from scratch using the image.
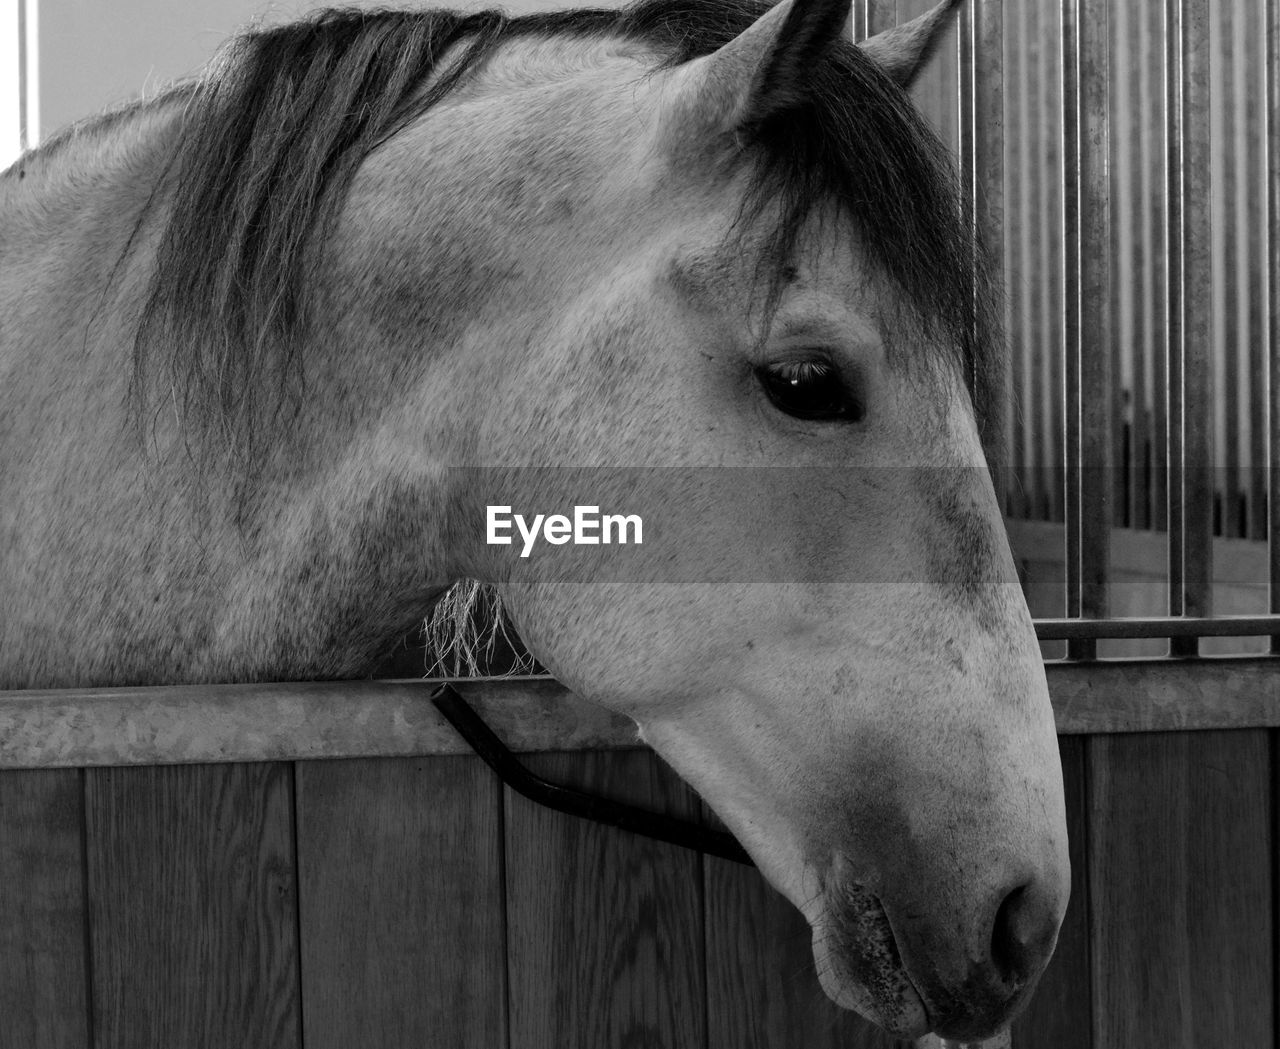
[813,856,1066,1040]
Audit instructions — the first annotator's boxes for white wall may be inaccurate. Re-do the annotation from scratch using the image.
[2,0,21,165]
[35,0,611,138]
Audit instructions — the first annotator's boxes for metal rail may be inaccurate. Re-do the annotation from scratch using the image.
[1035,615,1280,641]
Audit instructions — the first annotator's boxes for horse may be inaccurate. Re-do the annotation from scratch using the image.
[0,0,1070,1039]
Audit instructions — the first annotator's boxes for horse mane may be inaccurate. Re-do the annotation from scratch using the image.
[127,0,997,463]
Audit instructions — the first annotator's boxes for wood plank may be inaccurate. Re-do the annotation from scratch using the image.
[505,750,704,1049]
[0,769,89,1049]
[0,677,636,769]
[1088,730,1271,1046]
[703,808,907,1049]
[296,755,504,1049]
[6,658,1280,768]
[1048,656,1280,733]
[84,763,300,1049]
[1010,737,1091,1049]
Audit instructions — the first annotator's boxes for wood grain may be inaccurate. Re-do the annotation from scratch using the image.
[1047,657,1280,734]
[1088,730,1272,1047]
[702,811,908,1049]
[84,763,300,1049]
[0,677,636,769]
[0,769,89,1049]
[6,659,1280,770]
[1010,736,1091,1049]
[505,750,705,1049]
[295,755,505,1049]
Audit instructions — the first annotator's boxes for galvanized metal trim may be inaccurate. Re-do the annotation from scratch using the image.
[1034,615,1280,640]
[1268,0,1280,651]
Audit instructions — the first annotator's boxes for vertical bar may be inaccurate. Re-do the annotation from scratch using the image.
[1061,0,1088,656]
[1218,0,1241,539]
[1178,0,1214,653]
[1247,0,1266,541]
[1165,0,1187,635]
[1149,0,1169,533]
[974,1,1005,492]
[1079,0,1114,632]
[867,0,897,37]
[16,0,28,152]
[1126,0,1151,532]
[18,0,36,151]
[1027,0,1051,521]
[1047,3,1065,527]
[1062,0,1080,610]
[1106,0,1125,535]
[1268,0,1280,650]
[1007,0,1028,518]
[1113,0,1132,528]
[958,0,975,235]
[849,0,867,44]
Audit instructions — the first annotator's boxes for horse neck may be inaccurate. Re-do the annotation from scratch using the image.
[0,100,466,689]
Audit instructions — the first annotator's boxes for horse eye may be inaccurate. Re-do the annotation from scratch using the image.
[756,359,864,422]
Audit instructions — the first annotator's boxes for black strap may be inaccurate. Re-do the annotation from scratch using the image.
[431,684,754,866]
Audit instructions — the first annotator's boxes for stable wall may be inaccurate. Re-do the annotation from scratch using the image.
[2,674,1278,1049]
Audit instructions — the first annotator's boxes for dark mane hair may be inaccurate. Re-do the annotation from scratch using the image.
[128,0,996,459]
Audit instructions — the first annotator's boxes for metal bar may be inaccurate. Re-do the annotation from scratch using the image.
[1124,0,1151,531]
[1103,0,1124,533]
[1220,0,1242,539]
[16,0,28,152]
[1149,0,1169,532]
[1008,0,1029,518]
[1166,0,1187,640]
[849,0,867,43]
[867,0,896,38]
[1035,614,1280,641]
[1269,0,1280,653]
[1247,0,1267,542]
[1028,0,1052,521]
[1175,0,1215,655]
[1061,0,1081,600]
[1046,1,1066,526]
[1079,0,1112,657]
[957,0,975,269]
[974,0,1005,486]
[430,685,754,866]
[1061,0,1091,657]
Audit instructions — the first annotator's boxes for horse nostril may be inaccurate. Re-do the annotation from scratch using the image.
[990,884,1036,985]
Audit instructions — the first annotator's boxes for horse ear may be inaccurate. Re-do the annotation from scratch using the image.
[856,0,964,89]
[660,0,852,154]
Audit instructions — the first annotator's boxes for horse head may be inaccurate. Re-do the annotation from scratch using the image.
[331,0,1068,1037]
[3,0,1069,1037]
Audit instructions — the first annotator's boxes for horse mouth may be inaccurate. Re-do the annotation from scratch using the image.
[812,881,931,1038]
